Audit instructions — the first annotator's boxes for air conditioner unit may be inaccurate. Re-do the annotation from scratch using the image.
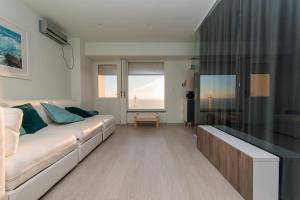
[39,19,68,45]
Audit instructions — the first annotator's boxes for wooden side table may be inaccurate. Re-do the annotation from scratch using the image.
[134,113,160,128]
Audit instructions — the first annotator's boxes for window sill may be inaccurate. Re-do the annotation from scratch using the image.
[97,97,118,100]
[127,109,166,113]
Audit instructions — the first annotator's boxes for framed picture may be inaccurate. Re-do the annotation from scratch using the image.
[0,17,30,79]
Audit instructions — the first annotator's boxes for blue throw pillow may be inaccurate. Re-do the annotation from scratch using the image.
[88,110,99,116]
[65,107,93,118]
[20,127,27,136]
[13,103,48,134]
[41,103,84,124]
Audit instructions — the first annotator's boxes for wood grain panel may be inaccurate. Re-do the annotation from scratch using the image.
[204,131,211,159]
[197,127,253,200]
[197,130,202,151]
[218,139,228,175]
[210,135,221,169]
[225,144,240,192]
[198,129,210,159]
[239,153,253,200]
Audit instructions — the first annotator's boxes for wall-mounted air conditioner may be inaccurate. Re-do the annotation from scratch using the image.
[39,19,68,45]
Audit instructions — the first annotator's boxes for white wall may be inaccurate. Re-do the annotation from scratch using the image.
[68,38,94,108]
[86,42,194,57]
[87,41,194,124]
[0,0,71,100]
[68,38,82,102]
[81,56,94,109]
[165,59,190,123]
[92,58,190,124]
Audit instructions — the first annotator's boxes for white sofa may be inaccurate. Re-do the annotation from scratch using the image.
[0,100,116,200]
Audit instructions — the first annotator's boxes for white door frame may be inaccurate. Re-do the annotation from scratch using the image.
[92,59,127,124]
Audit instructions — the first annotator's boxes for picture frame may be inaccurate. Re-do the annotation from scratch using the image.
[0,17,30,79]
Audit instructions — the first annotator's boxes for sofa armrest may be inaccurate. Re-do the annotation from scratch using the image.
[0,108,5,199]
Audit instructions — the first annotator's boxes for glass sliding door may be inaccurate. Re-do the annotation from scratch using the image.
[196,0,300,199]
[198,0,241,128]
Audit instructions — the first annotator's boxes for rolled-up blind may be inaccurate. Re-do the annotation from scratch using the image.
[98,64,117,75]
[128,62,164,75]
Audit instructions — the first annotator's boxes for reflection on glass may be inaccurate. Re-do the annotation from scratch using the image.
[200,75,236,111]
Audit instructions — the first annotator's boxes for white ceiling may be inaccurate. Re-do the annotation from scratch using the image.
[20,0,215,42]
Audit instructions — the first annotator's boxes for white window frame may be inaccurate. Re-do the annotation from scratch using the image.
[97,64,118,99]
[127,61,166,112]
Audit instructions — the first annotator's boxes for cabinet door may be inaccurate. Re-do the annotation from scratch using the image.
[225,144,240,191]
[210,135,221,169]
[197,130,200,150]
[202,131,210,159]
[197,128,210,159]
[197,127,254,200]
[239,153,253,200]
[197,129,204,153]
[219,139,228,175]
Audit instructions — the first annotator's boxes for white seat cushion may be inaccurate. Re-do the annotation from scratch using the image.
[76,117,104,142]
[94,115,115,129]
[6,133,77,191]
[37,117,103,143]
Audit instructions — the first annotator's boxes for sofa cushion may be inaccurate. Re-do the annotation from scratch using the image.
[88,110,99,116]
[19,127,26,136]
[0,101,52,124]
[65,107,93,118]
[37,117,103,143]
[75,117,103,142]
[51,100,81,108]
[13,104,48,134]
[95,115,115,129]
[5,132,77,191]
[31,102,52,124]
[41,103,84,124]
[55,117,103,143]
[3,108,23,157]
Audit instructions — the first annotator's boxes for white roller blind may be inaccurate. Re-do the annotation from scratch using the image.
[128,62,164,75]
[98,64,117,75]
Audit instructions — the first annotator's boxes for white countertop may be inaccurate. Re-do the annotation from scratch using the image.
[199,125,279,162]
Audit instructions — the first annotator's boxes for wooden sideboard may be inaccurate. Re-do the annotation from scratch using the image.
[197,126,279,200]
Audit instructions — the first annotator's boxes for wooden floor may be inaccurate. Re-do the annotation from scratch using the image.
[41,125,244,200]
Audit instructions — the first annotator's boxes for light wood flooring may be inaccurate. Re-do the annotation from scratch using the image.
[41,125,244,200]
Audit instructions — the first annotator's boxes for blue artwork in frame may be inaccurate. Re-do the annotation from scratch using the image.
[0,18,29,79]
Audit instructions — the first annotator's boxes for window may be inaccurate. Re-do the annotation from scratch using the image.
[98,64,117,98]
[128,62,165,110]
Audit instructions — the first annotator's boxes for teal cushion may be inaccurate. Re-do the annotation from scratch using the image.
[88,110,99,116]
[20,127,27,136]
[65,107,93,118]
[41,103,84,124]
[13,104,48,134]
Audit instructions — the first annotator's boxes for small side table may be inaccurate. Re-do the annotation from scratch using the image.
[134,113,160,128]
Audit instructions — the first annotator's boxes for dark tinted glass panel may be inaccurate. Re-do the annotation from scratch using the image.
[200,75,236,111]
[196,0,300,199]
